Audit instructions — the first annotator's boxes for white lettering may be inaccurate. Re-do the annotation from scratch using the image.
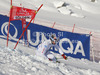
[74,41,85,56]
[1,22,18,41]
[28,30,39,46]
[59,38,73,54]
[41,33,47,43]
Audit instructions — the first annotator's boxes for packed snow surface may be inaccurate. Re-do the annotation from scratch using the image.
[0,38,100,75]
[0,45,100,75]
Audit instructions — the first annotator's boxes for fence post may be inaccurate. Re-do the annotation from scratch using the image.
[72,24,75,33]
[52,22,56,28]
[6,0,12,47]
[90,32,95,62]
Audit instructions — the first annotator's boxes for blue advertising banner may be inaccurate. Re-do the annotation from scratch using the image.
[0,15,90,59]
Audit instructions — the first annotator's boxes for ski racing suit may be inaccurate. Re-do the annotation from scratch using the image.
[36,39,64,62]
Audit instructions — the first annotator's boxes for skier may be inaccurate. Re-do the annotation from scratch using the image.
[36,34,67,63]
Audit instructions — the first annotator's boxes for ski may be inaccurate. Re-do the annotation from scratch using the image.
[56,60,60,63]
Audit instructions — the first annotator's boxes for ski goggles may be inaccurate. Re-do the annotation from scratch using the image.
[50,37,59,44]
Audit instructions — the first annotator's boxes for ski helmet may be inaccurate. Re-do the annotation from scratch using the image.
[49,34,59,44]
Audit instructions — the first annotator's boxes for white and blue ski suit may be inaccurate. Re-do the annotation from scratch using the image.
[36,39,64,61]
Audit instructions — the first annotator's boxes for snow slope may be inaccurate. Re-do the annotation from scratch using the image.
[0,39,100,75]
[35,0,100,31]
[0,0,100,31]
[0,37,100,75]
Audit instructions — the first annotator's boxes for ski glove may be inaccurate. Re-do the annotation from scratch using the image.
[62,54,67,60]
